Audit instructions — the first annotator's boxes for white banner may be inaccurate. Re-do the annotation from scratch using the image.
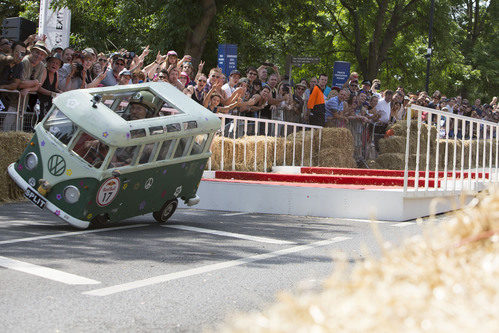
[38,0,71,50]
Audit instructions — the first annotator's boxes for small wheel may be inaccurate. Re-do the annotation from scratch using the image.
[153,199,178,223]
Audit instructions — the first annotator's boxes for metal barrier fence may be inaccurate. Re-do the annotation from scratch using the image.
[403,104,499,196]
[325,117,378,166]
[0,89,38,132]
[208,114,322,171]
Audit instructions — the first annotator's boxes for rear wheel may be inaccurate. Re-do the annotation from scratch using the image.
[153,199,178,223]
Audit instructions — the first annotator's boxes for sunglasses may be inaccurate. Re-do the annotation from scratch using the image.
[247,72,257,76]
[296,87,305,90]
[198,79,207,82]
[159,75,166,79]
[98,58,107,62]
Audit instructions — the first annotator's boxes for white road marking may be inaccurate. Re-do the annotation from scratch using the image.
[0,256,100,285]
[222,212,248,216]
[0,224,148,245]
[391,222,414,228]
[83,236,351,296]
[163,225,295,245]
[177,211,204,216]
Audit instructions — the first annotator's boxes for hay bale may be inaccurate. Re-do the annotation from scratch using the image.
[320,127,353,150]
[210,136,278,172]
[217,188,499,333]
[0,131,33,202]
[374,153,437,170]
[318,147,356,168]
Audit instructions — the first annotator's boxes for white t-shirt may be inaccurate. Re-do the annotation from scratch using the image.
[376,98,391,123]
[221,83,235,98]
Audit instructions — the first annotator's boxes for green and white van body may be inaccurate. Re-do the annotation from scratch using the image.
[8,82,220,229]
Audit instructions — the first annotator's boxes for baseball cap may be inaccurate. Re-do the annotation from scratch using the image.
[361,80,372,86]
[229,69,242,77]
[119,69,131,76]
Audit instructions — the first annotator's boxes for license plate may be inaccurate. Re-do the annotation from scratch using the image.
[24,187,47,209]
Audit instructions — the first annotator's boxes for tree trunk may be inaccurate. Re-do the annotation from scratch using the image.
[184,0,217,63]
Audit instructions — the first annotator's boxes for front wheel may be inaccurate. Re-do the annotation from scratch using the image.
[153,199,178,223]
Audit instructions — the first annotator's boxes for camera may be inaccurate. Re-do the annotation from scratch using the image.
[374,83,381,90]
[282,85,290,94]
[73,62,84,77]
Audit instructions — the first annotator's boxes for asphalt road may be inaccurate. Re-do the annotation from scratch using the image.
[0,202,446,332]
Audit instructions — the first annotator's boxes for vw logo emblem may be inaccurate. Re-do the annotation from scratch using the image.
[47,155,66,176]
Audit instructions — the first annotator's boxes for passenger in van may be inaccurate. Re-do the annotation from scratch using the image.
[122,90,157,120]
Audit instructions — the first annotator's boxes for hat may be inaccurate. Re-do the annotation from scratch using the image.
[238,77,249,85]
[83,48,95,55]
[46,53,63,68]
[361,80,372,86]
[229,69,242,77]
[167,50,178,57]
[331,86,341,91]
[32,41,49,56]
[294,82,307,89]
[119,69,131,76]
[51,46,63,52]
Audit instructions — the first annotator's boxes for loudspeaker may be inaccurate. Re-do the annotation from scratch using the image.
[2,17,36,42]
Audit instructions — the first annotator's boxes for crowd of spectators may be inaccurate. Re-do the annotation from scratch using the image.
[1,35,498,135]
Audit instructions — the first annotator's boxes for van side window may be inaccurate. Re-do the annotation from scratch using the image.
[72,132,110,168]
[174,137,192,158]
[109,146,140,168]
[139,143,157,164]
[157,140,175,161]
[191,134,208,155]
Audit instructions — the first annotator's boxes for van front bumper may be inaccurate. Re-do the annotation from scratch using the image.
[7,163,90,229]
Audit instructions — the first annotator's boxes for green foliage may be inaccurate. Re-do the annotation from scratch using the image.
[2,0,496,100]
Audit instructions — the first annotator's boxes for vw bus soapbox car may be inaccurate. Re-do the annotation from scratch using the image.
[8,82,220,229]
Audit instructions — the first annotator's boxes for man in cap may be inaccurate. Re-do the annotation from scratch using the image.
[360,80,372,96]
[100,55,127,86]
[118,69,132,85]
[20,40,48,87]
[221,69,241,99]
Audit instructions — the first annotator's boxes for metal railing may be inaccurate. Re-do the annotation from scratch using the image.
[0,89,37,132]
[403,104,499,196]
[208,114,322,172]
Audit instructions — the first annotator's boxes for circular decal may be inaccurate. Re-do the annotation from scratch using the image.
[144,178,154,190]
[96,177,121,207]
[28,177,36,187]
[47,155,66,176]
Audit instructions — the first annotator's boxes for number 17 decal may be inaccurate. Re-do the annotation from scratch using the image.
[96,177,121,207]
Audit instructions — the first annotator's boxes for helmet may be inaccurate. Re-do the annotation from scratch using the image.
[129,91,157,115]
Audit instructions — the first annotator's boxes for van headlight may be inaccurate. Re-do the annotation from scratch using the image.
[63,185,80,204]
[25,153,39,170]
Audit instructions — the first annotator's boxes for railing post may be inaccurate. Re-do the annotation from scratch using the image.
[434,113,441,190]
[414,110,422,191]
[403,106,412,193]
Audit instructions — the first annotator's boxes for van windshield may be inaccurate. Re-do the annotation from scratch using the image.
[43,108,78,146]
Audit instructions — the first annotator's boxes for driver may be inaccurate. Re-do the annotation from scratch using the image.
[124,91,157,120]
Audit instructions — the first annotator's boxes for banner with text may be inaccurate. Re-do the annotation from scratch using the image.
[332,61,351,88]
[39,0,71,50]
[217,44,238,76]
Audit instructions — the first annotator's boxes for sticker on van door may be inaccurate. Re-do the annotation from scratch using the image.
[96,177,120,207]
